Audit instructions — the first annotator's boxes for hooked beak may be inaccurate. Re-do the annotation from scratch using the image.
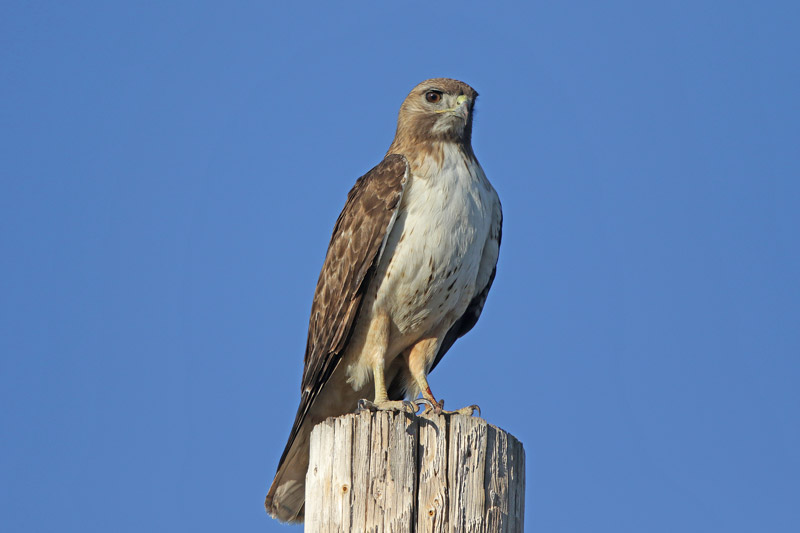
[434,94,470,121]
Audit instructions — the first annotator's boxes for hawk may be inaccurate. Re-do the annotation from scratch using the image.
[265,78,502,523]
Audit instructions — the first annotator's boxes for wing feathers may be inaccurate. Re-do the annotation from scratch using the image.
[276,154,408,469]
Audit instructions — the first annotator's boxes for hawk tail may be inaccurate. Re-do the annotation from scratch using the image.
[265,423,310,523]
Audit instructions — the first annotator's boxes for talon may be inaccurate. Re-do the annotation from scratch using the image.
[428,402,481,417]
[356,399,376,413]
[424,400,445,415]
[450,404,480,417]
[357,399,417,413]
[414,398,434,412]
[415,397,440,415]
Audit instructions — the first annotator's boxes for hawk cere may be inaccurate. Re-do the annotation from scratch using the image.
[265,78,502,523]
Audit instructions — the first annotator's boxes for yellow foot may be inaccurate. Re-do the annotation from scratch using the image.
[422,399,481,417]
[356,399,417,414]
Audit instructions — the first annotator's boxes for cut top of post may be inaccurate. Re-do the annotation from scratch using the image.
[305,411,525,533]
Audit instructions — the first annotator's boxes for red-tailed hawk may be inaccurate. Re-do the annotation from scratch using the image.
[265,78,502,523]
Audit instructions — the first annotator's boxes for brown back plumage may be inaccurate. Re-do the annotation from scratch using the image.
[286,154,408,468]
[265,154,408,522]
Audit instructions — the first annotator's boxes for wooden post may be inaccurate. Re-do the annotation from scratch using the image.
[305,411,525,532]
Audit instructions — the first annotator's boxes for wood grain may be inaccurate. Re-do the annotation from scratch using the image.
[305,412,524,532]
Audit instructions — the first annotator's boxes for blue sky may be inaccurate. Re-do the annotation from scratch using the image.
[2,2,798,531]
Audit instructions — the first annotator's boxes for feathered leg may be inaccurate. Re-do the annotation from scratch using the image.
[405,337,480,417]
[356,312,416,413]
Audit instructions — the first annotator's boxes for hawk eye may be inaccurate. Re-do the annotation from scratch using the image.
[425,91,442,103]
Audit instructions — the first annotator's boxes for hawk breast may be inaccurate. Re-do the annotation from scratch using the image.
[375,145,496,339]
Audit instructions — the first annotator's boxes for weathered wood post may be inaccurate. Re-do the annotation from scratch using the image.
[305,410,525,532]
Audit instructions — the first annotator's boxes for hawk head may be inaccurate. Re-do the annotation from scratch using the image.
[388,78,478,156]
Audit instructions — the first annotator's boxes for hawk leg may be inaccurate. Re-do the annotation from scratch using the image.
[356,358,416,414]
[406,338,481,417]
[355,312,416,414]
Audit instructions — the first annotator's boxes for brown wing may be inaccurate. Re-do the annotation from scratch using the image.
[276,154,408,468]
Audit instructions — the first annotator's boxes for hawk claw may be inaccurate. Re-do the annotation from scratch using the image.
[449,404,480,417]
[356,399,416,414]
[414,398,434,410]
[356,399,375,413]
[355,398,478,417]
[428,402,481,417]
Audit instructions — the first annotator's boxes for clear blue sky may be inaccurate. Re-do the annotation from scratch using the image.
[2,2,798,532]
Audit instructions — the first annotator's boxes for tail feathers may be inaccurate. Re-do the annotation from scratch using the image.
[265,426,311,523]
[265,477,305,523]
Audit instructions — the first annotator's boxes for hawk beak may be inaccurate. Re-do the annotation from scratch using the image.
[435,94,470,120]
